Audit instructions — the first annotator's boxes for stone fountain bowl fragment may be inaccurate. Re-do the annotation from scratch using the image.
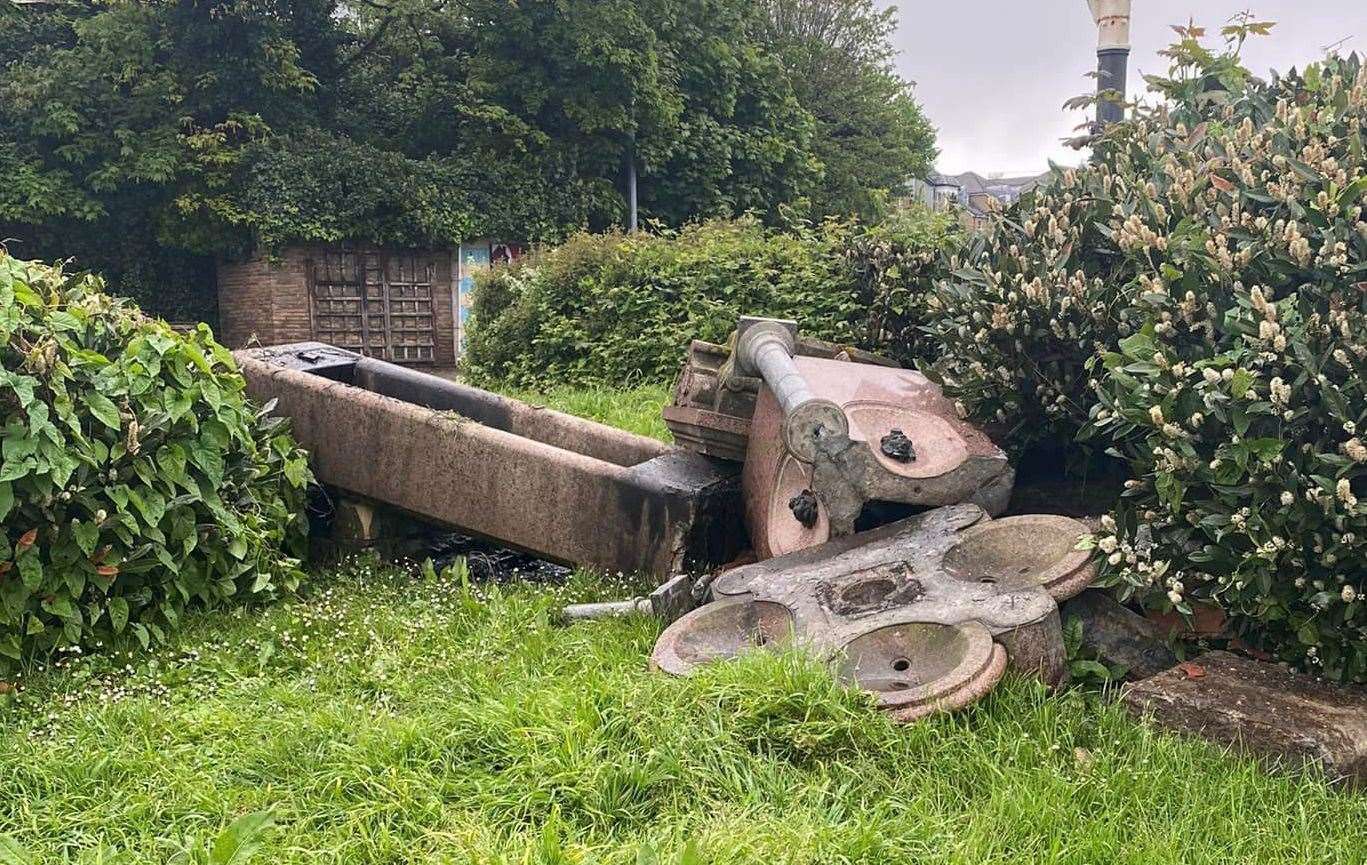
[651,596,796,675]
[940,514,1095,601]
[833,620,1002,717]
[649,504,1081,722]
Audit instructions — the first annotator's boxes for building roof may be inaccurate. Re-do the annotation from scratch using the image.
[952,171,1047,195]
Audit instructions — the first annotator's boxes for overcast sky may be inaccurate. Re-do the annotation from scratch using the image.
[891,1,1366,176]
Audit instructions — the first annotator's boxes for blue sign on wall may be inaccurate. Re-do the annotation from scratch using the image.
[457,242,490,353]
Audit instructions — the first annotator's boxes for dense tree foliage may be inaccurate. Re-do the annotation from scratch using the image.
[755,0,936,218]
[0,0,935,318]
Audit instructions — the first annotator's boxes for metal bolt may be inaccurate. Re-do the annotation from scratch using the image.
[880,428,916,462]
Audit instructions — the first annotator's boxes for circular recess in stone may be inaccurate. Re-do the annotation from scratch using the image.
[832,619,997,712]
[940,514,1095,601]
[766,454,830,556]
[844,403,970,479]
[650,596,796,676]
[886,643,1007,724]
[814,562,925,617]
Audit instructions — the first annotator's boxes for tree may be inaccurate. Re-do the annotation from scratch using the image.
[755,0,937,218]
[0,0,936,318]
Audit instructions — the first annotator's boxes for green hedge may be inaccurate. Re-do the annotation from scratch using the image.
[0,253,311,668]
[464,211,956,389]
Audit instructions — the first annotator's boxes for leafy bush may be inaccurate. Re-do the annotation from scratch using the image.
[465,211,957,389]
[923,23,1284,455]
[0,252,310,668]
[842,206,966,365]
[921,25,1366,681]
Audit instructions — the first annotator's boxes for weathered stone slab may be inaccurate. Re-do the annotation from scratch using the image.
[1122,651,1367,785]
[1061,589,1176,680]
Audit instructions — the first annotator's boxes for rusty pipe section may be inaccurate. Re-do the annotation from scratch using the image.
[734,317,848,463]
[235,343,743,578]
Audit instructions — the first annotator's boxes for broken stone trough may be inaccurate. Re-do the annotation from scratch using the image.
[235,343,744,577]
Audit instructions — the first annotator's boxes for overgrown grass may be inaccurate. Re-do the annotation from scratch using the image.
[508,383,673,442]
[0,559,1362,863]
[2,383,1363,861]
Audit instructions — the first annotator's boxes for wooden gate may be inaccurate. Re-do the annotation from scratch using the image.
[308,249,437,363]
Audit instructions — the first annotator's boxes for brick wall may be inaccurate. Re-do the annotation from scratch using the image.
[216,246,458,365]
[215,250,310,350]
[430,249,456,366]
[270,247,314,346]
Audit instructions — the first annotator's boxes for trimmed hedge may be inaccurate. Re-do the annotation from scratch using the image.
[464,212,956,389]
[0,253,311,668]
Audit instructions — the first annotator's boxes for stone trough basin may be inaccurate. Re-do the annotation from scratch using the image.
[235,343,744,578]
[651,504,1094,721]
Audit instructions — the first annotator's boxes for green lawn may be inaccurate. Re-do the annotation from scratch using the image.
[505,383,674,442]
[0,385,1363,863]
[1,561,1363,863]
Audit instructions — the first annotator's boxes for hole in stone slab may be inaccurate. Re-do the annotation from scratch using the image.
[817,565,925,617]
[840,577,897,610]
[979,576,998,584]
[891,657,911,673]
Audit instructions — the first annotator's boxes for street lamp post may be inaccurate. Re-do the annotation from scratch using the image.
[1087,0,1132,125]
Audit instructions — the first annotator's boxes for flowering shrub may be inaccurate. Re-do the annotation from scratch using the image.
[924,23,1280,454]
[923,25,1366,681]
[1087,51,1367,681]
[0,253,311,669]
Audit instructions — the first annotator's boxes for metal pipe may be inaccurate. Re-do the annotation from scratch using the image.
[625,136,638,233]
[734,317,849,463]
[739,322,813,418]
[562,598,653,621]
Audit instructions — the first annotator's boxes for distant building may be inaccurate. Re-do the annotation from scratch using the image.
[905,170,1048,229]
